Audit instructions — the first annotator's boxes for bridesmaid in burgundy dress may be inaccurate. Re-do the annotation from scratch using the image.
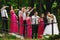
[38,13,44,38]
[9,6,18,35]
[26,13,32,39]
[19,9,24,36]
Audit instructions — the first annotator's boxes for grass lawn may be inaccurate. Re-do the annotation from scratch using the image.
[0,34,45,40]
[0,34,59,40]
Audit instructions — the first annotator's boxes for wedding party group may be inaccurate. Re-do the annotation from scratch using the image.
[0,5,59,39]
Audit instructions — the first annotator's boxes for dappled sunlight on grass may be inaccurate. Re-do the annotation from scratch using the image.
[0,34,60,40]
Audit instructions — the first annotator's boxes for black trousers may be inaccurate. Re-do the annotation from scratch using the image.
[23,20,27,37]
[44,24,46,29]
[2,17,8,33]
[32,24,38,38]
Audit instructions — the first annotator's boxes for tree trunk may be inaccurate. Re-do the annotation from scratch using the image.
[36,0,43,15]
[28,0,34,8]
[44,0,55,12]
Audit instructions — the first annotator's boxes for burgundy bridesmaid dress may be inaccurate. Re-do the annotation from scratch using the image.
[26,17,32,38]
[19,16,24,36]
[10,10,18,33]
[38,18,44,38]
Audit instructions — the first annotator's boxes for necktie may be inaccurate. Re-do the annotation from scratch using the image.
[35,16,36,24]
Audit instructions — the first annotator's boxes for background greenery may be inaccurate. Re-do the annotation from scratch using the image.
[0,0,60,40]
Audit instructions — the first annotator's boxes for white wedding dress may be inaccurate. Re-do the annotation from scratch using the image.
[43,15,59,35]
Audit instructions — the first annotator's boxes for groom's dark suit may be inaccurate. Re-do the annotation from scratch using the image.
[44,16,48,29]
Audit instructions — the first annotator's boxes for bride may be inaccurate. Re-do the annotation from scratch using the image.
[43,12,59,35]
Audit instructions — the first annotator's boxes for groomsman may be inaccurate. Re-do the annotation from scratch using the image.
[31,11,39,38]
[22,7,34,37]
[1,5,9,35]
[22,7,27,37]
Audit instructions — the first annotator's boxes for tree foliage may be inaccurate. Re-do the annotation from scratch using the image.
[0,0,59,14]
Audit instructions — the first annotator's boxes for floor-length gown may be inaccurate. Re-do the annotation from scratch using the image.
[26,17,32,38]
[10,10,18,33]
[43,15,59,35]
[38,18,44,38]
[52,15,59,35]
[19,16,24,36]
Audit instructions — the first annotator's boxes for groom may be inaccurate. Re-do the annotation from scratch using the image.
[44,12,51,29]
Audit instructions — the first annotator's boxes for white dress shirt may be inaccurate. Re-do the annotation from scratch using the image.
[23,12,26,20]
[1,8,8,18]
[18,10,23,17]
[31,15,39,24]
